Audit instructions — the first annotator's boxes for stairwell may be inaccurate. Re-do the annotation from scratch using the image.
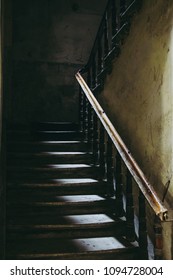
[2,0,171,260]
[6,122,140,260]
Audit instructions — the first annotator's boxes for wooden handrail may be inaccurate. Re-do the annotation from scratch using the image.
[76,71,168,221]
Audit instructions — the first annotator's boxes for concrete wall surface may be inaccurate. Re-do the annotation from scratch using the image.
[10,0,107,123]
[99,0,173,259]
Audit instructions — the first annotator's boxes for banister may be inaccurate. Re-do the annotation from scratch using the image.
[84,0,141,71]
[76,71,168,222]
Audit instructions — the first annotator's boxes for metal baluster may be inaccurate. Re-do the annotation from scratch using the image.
[82,91,87,141]
[111,0,121,57]
[104,12,109,60]
[99,123,106,179]
[98,36,103,74]
[92,57,96,91]
[120,0,127,14]
[115,152,124,216]
[87,69,92,145]
[138,191,148,259]
[111,0,117,38]
[79,86,83,132]
[97,35,104,90]
[106,135,114,196]
[154,215,163,260]
[126,169,136,241]
[93,113,99,164]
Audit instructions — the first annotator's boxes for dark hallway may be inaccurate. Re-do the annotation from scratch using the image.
[8,0,107,124]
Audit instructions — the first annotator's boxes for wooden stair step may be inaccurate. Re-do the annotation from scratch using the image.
[6,247,140,260]
[34,131,83,141]
[7,130,82,141]
[31,122,79,131]
[7,122,79,131]
[7,195,116,216]
[7,220,126,240]
[7,141,89,152]
[7,213,117,226]
[6,237,139,260]
[7,152,93,165]
[7,179,108,196]
[7,193,108,202]
[7,164,100,180]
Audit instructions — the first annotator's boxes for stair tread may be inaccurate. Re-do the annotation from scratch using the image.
[7,221,120,230]
[7,179,108,196]
[7,141,89,152]
[7,194,112,204]
[7,248,139,260]
[7,236,138,254]
[7,214,116,225]
[8,151,92,157]
[7,178,103,186]
[7,196,116,216]
[8,164,93,169]
[7,215,126,240]
[7,247,139,260]
[7,165,100,180]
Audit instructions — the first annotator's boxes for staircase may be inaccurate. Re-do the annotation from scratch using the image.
[6,122,140,260]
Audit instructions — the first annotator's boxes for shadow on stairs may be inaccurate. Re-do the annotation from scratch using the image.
[6,122,140,260]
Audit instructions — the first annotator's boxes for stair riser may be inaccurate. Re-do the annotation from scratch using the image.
[6,249,139,260]
[7,186,107,196]
[7,205,115,216]
[6,227,124,240]
[32,123,79,131]
[7,143,88,152]
[7,168,100,180]
[8,122,79,131]
[7,154,93,165]
[7,132,82,141]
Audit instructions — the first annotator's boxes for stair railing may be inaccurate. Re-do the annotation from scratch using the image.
[80,0,143,95]
[76,72,169,260]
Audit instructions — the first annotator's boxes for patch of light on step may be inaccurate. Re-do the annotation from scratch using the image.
[61,214,114,224]
[40,141,81,144]
[38,131,76,133]
[71,237,126,251]
[40,152,87,155]
[51,178,98,184]
[56,195,105,202]
[48,164,91,168]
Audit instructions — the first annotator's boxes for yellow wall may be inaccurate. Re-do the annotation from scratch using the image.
[99,0,173,259]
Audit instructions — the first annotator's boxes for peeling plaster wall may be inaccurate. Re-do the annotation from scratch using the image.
[99,0,173,259]
[10,0,107,123]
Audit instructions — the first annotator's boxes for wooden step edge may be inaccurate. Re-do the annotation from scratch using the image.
[6,247,140,260]
[7,199,113,207]
[7,164,95,171]
[7,152,92,158]
[7,221,121,231]
[6,221,126,240]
